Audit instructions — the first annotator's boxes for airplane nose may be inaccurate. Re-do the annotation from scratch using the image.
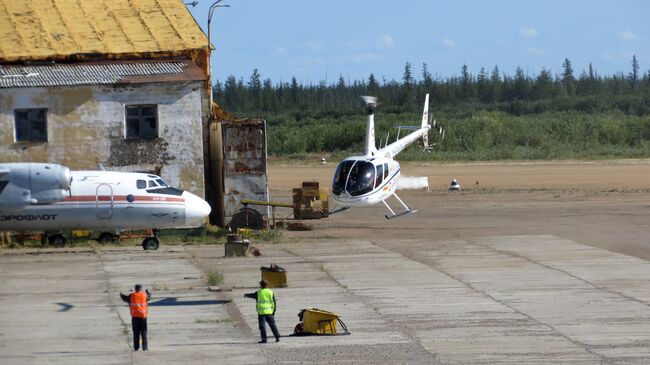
[183,192,211,226]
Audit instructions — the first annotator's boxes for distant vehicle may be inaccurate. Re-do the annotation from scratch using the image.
[0,163,211,249]
[331,94,441,219]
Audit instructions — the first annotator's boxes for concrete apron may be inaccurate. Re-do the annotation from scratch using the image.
[1,235,650,364]
[225,236,650,364]
[0,247,264,365]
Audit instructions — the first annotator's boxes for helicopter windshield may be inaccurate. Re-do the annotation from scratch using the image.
[332,160,376,197]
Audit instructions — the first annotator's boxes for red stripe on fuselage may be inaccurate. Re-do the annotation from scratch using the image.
[63,195,185,203]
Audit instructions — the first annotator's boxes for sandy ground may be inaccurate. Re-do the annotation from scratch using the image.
[267,160,650,261]
[268,159,650,193]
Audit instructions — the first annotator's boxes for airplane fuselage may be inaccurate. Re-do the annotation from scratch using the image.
[0,167,210,232]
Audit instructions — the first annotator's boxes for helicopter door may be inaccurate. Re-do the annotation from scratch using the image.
[375,163,384,188]
[96,183,114,219]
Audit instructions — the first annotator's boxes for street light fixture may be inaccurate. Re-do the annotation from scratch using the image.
[208,0,230,51]
[207,0,230,104]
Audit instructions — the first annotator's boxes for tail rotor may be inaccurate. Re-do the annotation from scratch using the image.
[422,115,444,150]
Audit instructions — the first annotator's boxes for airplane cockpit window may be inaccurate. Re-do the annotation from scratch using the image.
[137,180,146,189]
[148,180,158,188]
[155,179,168,187]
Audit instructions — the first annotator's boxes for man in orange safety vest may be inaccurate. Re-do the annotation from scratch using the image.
[120,284,151,351]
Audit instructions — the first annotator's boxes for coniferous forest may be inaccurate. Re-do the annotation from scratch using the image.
[213,56,650,160]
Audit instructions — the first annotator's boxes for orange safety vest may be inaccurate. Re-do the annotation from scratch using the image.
[129,291,148,318]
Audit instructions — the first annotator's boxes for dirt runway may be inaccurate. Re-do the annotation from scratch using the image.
[267,160,650,260]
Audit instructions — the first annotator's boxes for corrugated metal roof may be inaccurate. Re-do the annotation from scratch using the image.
[0,0,209,62]
[0,61,201,88]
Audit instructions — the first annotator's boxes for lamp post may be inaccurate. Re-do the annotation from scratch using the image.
[207,0,230,104]
[205,0,230,227]
[208,0,230,52]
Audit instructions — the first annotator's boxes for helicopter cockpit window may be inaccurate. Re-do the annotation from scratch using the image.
[148,180,158,187]
[375,163,384,188]
[137,180,146,189]
[384,163,389,179]
[155,179,168,187]
[346,161,375,197]
[332,160,354,196]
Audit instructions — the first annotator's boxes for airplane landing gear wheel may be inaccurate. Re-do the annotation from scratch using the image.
[49,235,66,248]
[142,237,159,250]
[98,232,117,245]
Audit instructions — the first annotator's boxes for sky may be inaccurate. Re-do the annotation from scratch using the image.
[188,0,650,85]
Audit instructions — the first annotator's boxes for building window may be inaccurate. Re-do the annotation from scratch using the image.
[125,105,158,139]
[14,108,47,142]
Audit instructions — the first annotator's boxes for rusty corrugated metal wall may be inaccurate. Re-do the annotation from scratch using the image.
[208,119,269,226]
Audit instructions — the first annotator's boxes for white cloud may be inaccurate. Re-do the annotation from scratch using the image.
[618,30,637,41]
[345,39,367,50]
[301,41,325,53]
[331,53,380,65]
[441,37,456,48]
[350,53,380,63]
[379,34,394,48]
[520,27,538,37]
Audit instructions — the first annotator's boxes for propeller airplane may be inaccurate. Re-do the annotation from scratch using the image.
[0,162,211,249]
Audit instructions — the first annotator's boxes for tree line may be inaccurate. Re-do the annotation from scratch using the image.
[213,56,650,158]
[215,56,649,115]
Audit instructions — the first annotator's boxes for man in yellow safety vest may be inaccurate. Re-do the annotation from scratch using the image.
[245,280,281,343]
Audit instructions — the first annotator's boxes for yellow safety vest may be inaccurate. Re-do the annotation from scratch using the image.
[256,288,275,315]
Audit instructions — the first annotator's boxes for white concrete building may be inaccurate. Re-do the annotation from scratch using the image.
[0,0,211,197]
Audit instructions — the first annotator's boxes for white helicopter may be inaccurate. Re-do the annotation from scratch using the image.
[0,162,211,249]
[331,93,440,219]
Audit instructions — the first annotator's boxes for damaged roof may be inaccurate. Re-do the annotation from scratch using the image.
[0,60,205,88]
[0,0,209,63]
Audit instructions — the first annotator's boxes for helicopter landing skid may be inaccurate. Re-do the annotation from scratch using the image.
[382,193,417,220]
[329,206,351,215]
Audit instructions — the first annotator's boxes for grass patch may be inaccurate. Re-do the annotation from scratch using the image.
[205,270,224,286]
[257,229,284,243]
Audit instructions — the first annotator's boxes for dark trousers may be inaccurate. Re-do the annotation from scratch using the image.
[131,317,148,351]
[258,314,280,341]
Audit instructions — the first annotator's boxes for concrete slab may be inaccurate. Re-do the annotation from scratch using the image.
[1,234,650,364]
[0,247,265,365]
